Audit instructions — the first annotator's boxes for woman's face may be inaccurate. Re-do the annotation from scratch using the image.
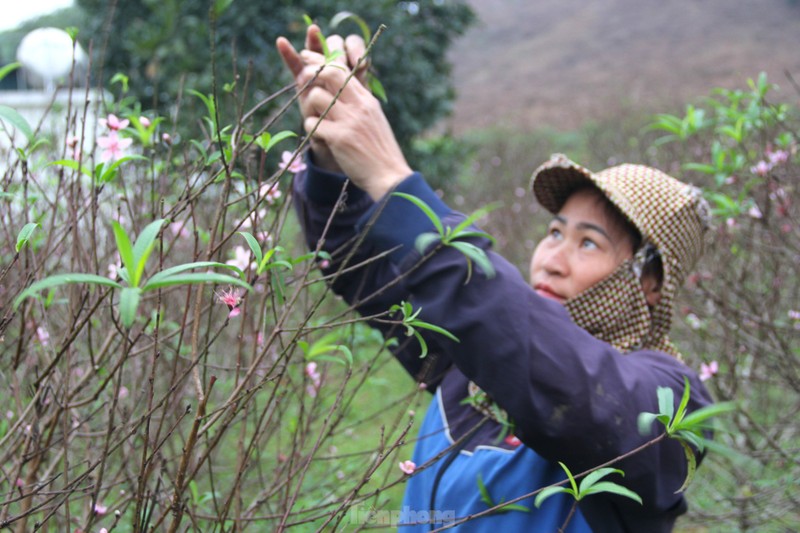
[529,187,635,304]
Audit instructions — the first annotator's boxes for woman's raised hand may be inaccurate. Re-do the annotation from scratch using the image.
[277,25,411,200]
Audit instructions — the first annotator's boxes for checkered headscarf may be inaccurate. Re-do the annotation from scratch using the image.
[530,154,711,356]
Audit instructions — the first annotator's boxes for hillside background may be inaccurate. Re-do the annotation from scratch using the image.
[446,0,800,133]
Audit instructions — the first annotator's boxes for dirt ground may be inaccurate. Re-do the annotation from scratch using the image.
[446,0,800,133]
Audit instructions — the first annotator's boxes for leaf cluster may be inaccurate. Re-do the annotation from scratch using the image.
[15,219,251,328]
[392,192,499,279]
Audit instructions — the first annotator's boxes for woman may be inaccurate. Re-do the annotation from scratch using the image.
[279,26,713,532]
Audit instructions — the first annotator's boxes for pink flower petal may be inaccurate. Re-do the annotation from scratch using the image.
[398,460,416,475]
[278,150,307,174]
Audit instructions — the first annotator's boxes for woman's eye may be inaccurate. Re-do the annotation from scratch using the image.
[548,227,562,239]
[581,238,598,250]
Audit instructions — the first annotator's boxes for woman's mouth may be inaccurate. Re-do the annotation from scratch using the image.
[534,283,566,304]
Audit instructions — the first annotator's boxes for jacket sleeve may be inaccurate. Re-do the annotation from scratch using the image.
[292,158,454,386]
[316,169,715,521]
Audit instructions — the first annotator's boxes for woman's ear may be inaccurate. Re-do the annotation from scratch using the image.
[641,271,662,307]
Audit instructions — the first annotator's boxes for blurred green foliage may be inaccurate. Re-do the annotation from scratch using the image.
[74,0,474,157]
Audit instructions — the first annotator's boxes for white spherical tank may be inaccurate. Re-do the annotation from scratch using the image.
[16,27,87,89]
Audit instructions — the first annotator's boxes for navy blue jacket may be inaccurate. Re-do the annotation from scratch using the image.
[292,161,713,532]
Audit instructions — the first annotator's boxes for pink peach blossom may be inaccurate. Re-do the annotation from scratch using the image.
[168,221,190,238]
[99,113,129,131]
[398,460,416,475]
[36,326,50,346]
[305,362,322,397]
[226,245,255,272]
[699,361,719,381]
[216,287,243,319]
[259,182,283,205]
[750,160,771,176]
[767,149,789,165]
[97,132,133,162]
[278,150,306,174]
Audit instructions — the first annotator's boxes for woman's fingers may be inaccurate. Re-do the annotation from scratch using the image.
[304,86,336,117]
[344,35,369,85]
[325,35,349,66]
[275,37,303,79]
[297,61,365,107]
[304,24,325,55]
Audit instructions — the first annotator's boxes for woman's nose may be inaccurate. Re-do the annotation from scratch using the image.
[542,243,569,276]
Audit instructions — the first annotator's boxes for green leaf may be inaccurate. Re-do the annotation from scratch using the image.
[451,230,497,245]
[674,440,697,493]
[450,241,496,278]
[637,411,661,435]
[309,353,349,366]
[263,260,292,271]
[302,331,353,367]
[144,261,243,288]
[99,154,149,183]
[112,221,136,282]
[330,11,372,42]
[46,159,92,177]
[411,321,460,343]
[368,75,388,102]
[677,401,737,429]
[414,331,429,359]
[496,502,530,513]
[116,266,131,285]
[579,467,624,493]
[0,62,20,82]
[213,0,233,16]
[656,386,674,421]
[14,274,122,309]
[682,163,717,175]
[189,90,217,130]
[16,222,39,252]
[582,481,642,504]
[290,250,331,265]
[534,486,571,508]
[237,232,263,266]
[257,246,281,274]
[674,429,706,452]
[476,473,492,506]
[189,480,199,505]
[24,138,51,159]
[558,462,579,496]
[304,331,340,354]
[131,219,166,287]
[392,192,444,235]
[119,287,141,328]
[450,202,501,237]
[669,376,693,430]
[0,105,34,141]
[110,72,129,93]
[190,139,208,160]
[141,273,252,292]
[263,131,297,153]
[647,113,683,134]
[414,232,442,255]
